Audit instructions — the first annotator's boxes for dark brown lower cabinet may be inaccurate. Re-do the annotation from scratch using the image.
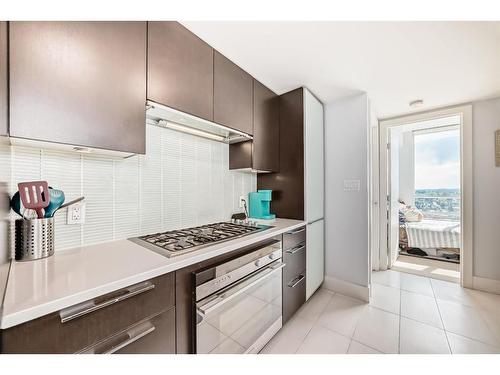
[282,227,307,323]
[0,273,174,354]
[283,270,306,323]
[109,308,175,354]
[1,234,308,354]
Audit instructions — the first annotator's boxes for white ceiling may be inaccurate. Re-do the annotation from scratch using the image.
[182,21,500,118]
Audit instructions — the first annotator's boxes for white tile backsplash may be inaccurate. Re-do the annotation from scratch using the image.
[0,124,256,254]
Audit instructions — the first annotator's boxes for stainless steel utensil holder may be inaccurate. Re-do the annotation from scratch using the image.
[15,218,55,261]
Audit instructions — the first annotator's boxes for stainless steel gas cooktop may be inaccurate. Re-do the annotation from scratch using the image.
[130,221,272,257]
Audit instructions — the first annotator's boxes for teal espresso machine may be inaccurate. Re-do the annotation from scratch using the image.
[248,190,276,220]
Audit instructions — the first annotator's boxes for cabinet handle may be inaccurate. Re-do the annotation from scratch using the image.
[286,227,305,236]
[288,274,306,288]
[78,321,156,354]
[286,244,305,255]
[60,281,155,323]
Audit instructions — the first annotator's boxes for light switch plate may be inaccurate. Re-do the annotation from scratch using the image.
[344,179,361,192]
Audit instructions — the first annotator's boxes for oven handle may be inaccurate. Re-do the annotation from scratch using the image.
[197,262,285,316]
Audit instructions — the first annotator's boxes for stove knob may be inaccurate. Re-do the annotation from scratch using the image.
[269,253,275,260]
[254,260,261,267]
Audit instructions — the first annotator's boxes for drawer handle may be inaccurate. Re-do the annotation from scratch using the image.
[286,244,305,255]
[288,274,306,288]
[60,281,155,323]
[79,321,156,354]
[285,227,305,236]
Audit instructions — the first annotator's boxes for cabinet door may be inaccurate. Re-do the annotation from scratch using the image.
[252,80,279,172]
[306,219,324,300]
[147,22,214,121]
[115,308,176,354]
[214,51,253,135]
[283,269,306,323]
[258,88,304,220]
[0,21,7,136]
[9,22,147,154]
[304,89,324,222]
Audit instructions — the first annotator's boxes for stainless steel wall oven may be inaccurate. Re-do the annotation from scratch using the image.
[193,238,283,354]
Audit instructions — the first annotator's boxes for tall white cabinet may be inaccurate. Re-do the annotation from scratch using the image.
[304,89,325,299]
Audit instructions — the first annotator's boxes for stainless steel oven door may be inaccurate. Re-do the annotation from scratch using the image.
[196,260,284,354]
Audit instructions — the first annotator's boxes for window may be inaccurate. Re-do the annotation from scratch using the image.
[413,127,460,221]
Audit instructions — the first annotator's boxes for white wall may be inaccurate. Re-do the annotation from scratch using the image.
[0,125,255,259]
[389,129,400,265]
[0,141,9,265]
[398,131,415,205]
[0,140,11,310]
[472,97,500,281]
[325,93,370,287]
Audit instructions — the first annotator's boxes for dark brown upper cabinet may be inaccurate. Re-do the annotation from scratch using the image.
[229,79,279,172]
[214,51,253,135]
[258,88,305,220]
[9,22,147,154]
[147,22,214,121]
[0,22,7,136]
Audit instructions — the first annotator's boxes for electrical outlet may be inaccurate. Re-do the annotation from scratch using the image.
[239,196,246,208]
[67,202,86,225]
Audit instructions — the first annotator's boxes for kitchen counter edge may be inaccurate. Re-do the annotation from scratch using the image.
[0,219,306,329]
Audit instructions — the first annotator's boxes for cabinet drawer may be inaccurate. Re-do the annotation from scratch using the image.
[79,307,176,354]
[1,272,174,354]
[282,270,306,323]
[283,226,306,250]
[283,243,306,282]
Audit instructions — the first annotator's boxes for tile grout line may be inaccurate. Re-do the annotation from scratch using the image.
[294,291,335,353]
[327,288,395,353]
[349,338,383,354]
[398,287,402,353]
[430,277,452,353]
[346,339,353,354]
[376,271,500,352]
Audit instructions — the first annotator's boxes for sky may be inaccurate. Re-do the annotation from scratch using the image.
[414,129,460,190]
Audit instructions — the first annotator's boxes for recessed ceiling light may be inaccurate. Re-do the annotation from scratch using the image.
[409,99,424,108]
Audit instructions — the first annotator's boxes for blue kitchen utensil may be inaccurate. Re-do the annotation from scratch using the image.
[52,196,85,217]
[10,191,23,218]
[44,188,66,218]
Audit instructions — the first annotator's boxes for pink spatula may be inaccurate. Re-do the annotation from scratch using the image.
[18,181,50,219]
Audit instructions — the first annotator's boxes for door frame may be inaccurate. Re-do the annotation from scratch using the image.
[378,104,473,288]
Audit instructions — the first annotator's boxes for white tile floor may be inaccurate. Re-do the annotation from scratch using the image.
[261,269,500,354]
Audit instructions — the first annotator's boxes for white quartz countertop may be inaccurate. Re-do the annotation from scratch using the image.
[0,218,305,329]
